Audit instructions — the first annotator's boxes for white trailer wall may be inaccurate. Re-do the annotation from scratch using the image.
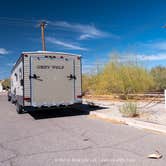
[0,83,3,92]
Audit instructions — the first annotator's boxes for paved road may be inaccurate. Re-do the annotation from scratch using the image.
[0,95,166,166]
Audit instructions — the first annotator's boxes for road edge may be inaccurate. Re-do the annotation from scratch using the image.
[90,111,166,134]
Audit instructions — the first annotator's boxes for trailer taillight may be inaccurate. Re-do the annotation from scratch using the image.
[24,54,28,57]
[24,97,31,102]
[77,56,81,60]
[77,95,82,99]
[60,56,64,58]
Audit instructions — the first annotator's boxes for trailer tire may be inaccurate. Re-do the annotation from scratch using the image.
[16,102,23,114]
[11,99,15,104]
[8,97,11,102]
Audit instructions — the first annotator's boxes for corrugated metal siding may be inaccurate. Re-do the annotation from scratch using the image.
[23,56,31,106]
[74,58,82,98]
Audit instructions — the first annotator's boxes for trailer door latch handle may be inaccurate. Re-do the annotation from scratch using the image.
[29,74,40,79]
[67,74,76,80]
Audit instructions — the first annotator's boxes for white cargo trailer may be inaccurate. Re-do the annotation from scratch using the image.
[9,51,82,113]
[0,82,3,92]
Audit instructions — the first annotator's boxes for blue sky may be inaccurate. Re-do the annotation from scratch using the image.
[0,0,166,79]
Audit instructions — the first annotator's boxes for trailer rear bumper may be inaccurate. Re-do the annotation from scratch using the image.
[31,100,81,107]
[24,101,82,111]
[23,100,82,111]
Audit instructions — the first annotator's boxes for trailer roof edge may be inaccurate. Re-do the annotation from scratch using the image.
[22,51,81,57]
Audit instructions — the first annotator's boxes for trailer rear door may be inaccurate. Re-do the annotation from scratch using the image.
[30,57,75,106]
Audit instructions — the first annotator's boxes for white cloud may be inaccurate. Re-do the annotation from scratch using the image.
[113,53,166,62]
[125,41,166,61]
[46,37,88,51]
[79,34,93,40]
[0,48,9,55]
[152,41,166,50]
[142,41,166,51]
[137,53,166,61]
[47,21,113,40]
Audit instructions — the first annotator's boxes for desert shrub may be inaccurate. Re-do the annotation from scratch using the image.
[2,78,10,90]
[82,54,154,97]
[119,102,138,117]
[93,62,154,97]
[150,66,166,92]
[82,74,98,94]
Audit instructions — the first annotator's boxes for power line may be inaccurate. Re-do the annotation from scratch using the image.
[0,17,38,23]
[0,17,39,27]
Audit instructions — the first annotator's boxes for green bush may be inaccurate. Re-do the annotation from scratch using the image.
[99,62,154,97]
[82,54,154,97]
[150,66,166,92]
[119,102,138,117]
[2,78,10,90]
[82,74,98,94]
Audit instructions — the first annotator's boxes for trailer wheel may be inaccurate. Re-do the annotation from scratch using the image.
[11,99,15,104]
[16,102,23,114]
[8,96,11,102]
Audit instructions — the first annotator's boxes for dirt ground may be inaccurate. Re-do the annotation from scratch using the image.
[83,93,164,102]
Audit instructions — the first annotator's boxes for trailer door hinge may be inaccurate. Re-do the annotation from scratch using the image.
[67,74,76,80]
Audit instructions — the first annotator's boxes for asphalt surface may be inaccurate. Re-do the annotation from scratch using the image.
[0,95,166,166]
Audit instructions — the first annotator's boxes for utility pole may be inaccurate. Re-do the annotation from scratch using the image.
[40,21,46,51]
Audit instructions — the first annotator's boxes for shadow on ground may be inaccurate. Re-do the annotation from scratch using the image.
[28,104,107,120]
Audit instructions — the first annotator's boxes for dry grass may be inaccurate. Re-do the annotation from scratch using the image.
[83,94,163,102]
[89,114,125,124]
